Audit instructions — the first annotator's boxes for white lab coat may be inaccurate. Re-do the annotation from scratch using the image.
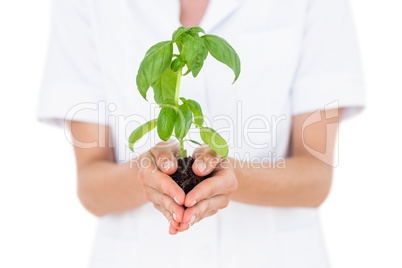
[38,0,365,267]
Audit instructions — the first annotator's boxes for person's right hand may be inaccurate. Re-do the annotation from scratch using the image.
[137,140,186,235]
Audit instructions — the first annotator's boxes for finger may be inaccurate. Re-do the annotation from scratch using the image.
[169,226,179,235]
[170,218,180,229]
[192,147,222,177]
[204,210,218,219]
[184,168,236,208]
[151,140,180,175]
[146,187,185,222]
[178,210,218,231]
[182,195,230,225]
[138,164,186,206]
[179,222,190,231]
[192,145,210,159]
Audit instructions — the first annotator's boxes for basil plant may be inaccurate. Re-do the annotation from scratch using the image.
[129,26,241,159]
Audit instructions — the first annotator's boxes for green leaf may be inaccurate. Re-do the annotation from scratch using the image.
[201,34,241,83]
[183,68,191,76]
[199,126,229,158]
[176,41,183,54]
[182,34,208,77]
[174,103,193,139]
[188,26,206,35]
[136,41,173,100]
[158,98,175,108]
[157,99,177,141]
[172,26,187,42]
[185,139,203,147]
[129,119,157,151]
[151,68,176,105]
[170,57,186,72]
[186,99,204,126]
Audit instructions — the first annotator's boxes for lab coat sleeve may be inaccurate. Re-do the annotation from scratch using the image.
[290,0,365,119]
[37,0,106,128]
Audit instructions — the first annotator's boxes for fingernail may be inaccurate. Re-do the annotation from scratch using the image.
[162,160,175,171]
[190,200,197,207]
[190,215,196,226]
[173,213,178,222]
[196,161,206,173]
[174,197,181,205]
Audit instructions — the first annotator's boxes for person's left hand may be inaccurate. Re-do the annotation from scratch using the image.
[178,146,238,231]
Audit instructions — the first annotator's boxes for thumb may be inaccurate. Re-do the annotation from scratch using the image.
[151,140,180,175]
[192,147,221,177]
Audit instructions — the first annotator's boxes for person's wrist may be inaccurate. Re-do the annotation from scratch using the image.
[227,157,244,201]
[227,157,240,178]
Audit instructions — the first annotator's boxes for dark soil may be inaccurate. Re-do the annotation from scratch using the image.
[170,156,211,195]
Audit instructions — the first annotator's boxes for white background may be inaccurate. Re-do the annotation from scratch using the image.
[0,0,401,267]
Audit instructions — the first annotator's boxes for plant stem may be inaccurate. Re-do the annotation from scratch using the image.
[178,138,187,158]
[179,138,184,151]
[175,68,187,158]
[174,68,182,106]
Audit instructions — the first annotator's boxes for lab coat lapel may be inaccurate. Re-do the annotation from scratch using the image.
[200,0,241,32]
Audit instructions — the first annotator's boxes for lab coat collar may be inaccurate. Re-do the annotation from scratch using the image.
[200,0,241,32]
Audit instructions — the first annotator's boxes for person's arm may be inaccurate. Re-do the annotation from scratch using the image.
[69,120,147,216]
[69,121,187,235]
[231,108,341,207]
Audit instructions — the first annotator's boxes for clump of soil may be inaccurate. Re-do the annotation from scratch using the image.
[170,156,211,194]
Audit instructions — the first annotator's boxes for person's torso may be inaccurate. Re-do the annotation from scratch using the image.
[86,1,329,267]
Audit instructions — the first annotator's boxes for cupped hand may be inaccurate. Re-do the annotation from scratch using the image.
[137,140,186,235]
[179,146,238,231]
